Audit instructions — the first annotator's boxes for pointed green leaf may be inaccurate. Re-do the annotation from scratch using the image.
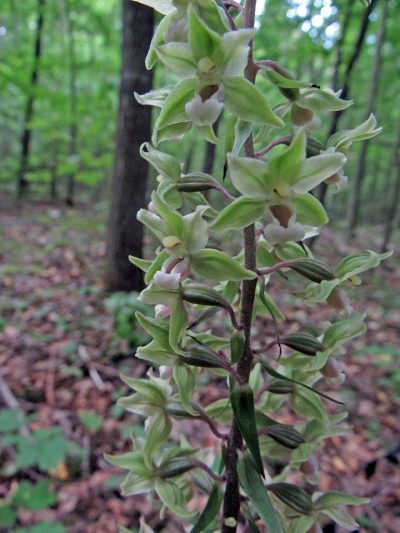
[288,516,314,533]
[322,317,367,350]
[169,297,188,354]
[155,478,196,518]
[128,255,152,272]
[231,384,264,476]
[314,491,369,510]
[191,249,256,281]
[289,387,329,427]
[135,85,174,107]
[153,121,192,145]
[237,452,283,533]
[132,0,174,14]
[188,5,221,62]
[224,76,284,127]
[140,143,182,181]
[172,361,198,416]
[293,194,328,227]
[320,508,361,531]
[156,78,198,130]
[208,197,265,231]
[258,360,344,405]
[335,250,392,281]
[154,42,197,78]
[144,412,172,467]
[135,312,172,351]
[190,483,224,533]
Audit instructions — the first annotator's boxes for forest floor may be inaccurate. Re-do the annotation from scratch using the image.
[1,198,400,533]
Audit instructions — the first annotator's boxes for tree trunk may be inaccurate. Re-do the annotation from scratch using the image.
[65,0,78,207]
[381,122,400,253]
[346,0,387,240]
[316,0,378,210]
[104,0,154,293]
[17,0,46,198]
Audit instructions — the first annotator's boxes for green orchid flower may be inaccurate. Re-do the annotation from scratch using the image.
[210,129,346,245]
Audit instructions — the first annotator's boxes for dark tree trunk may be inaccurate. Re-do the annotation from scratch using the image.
[346,0,387,240]
[381,122,400,253]
[17,0,46,198]
[316,0,379,210]
[65,0,78,207]
[104,0,154,293]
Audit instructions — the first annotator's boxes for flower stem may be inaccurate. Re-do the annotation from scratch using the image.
[221,3,258,531]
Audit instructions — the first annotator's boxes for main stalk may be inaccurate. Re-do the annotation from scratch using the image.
[221,1,258,530]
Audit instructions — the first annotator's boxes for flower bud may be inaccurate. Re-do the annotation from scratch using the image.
[266,482,313,514]
[321,357,345,385]
[157,457,195,479]
[327,287,353,318]
[289,259,336,283]
[280,333,325,356]
[154,304,172,319]
[181,344,226,369]
[299,455,321,485]
[267,379,294,394]
[291,102,314,126]
[176,175,216,192]
[260,424,305,449]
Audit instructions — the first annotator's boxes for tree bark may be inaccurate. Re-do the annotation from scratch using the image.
[381,121,400,253]
[104,0,154,293]
[17,0,46,198]
[65,0,78,207]
[316,0,378,210]
[346,0,387,240]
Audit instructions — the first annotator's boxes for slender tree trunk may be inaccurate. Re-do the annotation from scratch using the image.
[17,0,46,198]
[317,0,378,209]
[346,0,387,240]
[104,0,154,292]
[65,1,78,207]
[381,122,400,252]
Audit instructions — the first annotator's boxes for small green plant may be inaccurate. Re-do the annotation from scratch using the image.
[0,409,83,532]
[104,291,153,347]
[107,0,390,531]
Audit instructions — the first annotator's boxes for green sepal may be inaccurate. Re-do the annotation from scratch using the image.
[135,312,172,351]
[293,194,328,227]
[135,85,174,107]
[169,297,188,354]
[224,76,284,127]
[172,361,198,416]
[260,66,311,90]
[188,4,221,63]
[327,113,381,151]
[154,42,196,79]
[237,452,283,533]
[140,142,181,181]
[157,179,183,209]
[189,483,224,533]
[314,491,369,510]
[153,121,192,145]
[319,508,362,531]
[196,124,221,145]
[335,250,392,281]
[289,386,329,427]
[155,478,197,518]
[233,119,252,155]
[145,11,175,69]
[297,88,352,112]
[144,249,169,284]
[208,197,265,231]
[258,360,344,405]
[231,383,264,476]
[144,412,173,468]
[191,249,256,281]
[165,397,199,419]
[119,375,167,405]
[155,77,198,130]
[128,255,152,272]
[322,316,367,350]
[266,483,313,515]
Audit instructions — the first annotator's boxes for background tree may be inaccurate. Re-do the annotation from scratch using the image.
[104,0,154,293]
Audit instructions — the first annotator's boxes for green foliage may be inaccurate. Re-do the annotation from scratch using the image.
[106,0,390,531]
[103,292,153,347]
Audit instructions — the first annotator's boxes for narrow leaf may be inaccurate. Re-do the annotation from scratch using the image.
[190,483,224,533]
[237,452,283,533]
